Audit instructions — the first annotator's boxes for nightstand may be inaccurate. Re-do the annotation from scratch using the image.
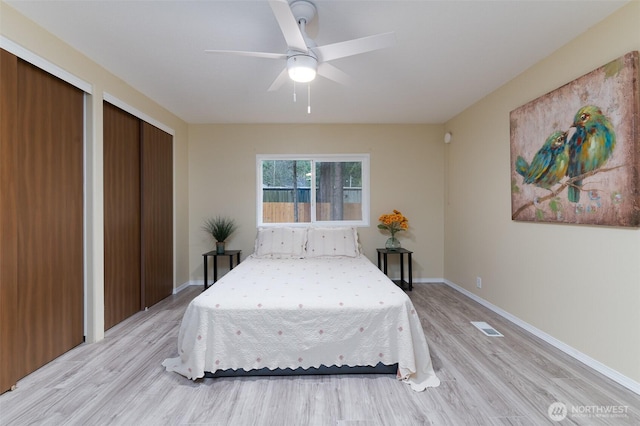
[202,250,241,290]
[376,248,413,291]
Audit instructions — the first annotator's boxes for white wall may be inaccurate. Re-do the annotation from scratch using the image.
[188,124,445,282]
[444,1,640,385]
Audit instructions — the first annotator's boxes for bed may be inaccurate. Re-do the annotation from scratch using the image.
[162,227,440,392]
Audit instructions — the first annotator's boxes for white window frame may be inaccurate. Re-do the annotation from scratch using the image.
[257,154,370,227]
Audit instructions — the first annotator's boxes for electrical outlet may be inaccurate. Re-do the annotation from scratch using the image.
[476,276,482,288]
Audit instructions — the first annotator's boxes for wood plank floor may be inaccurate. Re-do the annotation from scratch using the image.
[1,283,638,425]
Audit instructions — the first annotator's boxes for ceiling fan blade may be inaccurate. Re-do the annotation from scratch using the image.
[312,32,396,62]
[317,63,352,86]
[269,0,308,53]
[204,49,286,60]
[267,67,290,92]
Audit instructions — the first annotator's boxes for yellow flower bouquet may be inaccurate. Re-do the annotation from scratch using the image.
[378,210,408,250]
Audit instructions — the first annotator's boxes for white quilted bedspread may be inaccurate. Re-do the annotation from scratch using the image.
[162,255,440,391]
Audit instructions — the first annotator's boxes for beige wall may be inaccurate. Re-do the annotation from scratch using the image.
[444,1,640,384]
[1,2,191,342]
[188,124,445,281]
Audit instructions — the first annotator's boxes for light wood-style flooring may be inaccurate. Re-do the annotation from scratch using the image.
[1,283,638,425]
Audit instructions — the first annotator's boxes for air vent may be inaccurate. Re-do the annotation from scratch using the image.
[471,321,503,337]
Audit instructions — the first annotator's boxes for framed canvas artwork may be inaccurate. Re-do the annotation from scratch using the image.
[510,51,639,227]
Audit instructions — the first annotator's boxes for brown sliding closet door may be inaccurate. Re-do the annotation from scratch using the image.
[0,51,84,394]
[103,103,142,330]
[17,59,84,378]
[0,49,20,393]
[103,103,173,329]
[141,122,173,308]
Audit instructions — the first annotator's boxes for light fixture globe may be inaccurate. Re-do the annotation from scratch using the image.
[287,54,317,83]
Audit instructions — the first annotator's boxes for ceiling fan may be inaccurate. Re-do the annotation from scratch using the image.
[205,0,396,92]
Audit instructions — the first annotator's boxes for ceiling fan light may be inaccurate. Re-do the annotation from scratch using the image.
[287,55,317,83]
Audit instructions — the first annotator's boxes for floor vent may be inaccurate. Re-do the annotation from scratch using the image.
[471,321,503,337]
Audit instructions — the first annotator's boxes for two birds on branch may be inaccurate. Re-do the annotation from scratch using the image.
[516,105,616,203]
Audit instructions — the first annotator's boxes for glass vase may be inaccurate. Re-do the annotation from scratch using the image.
[385,236,401,251]
[216,241,225,254]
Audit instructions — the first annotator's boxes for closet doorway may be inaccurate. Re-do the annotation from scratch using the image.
[0,49,84,393]
[103,102,173,330]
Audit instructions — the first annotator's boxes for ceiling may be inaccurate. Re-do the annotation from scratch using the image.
[6,0,628,124]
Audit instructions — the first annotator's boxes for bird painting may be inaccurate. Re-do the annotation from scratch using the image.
[566,105,616,202]
[510,51,637,227]
[516,130,570,189]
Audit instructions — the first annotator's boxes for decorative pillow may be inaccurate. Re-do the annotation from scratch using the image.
[254,227,307,259]
[305,227,359,258]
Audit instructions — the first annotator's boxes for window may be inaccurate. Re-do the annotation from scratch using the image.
[257,154,370,227]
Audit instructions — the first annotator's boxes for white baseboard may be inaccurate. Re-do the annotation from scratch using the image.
[173,280,203,294]
[413,278,445,284]
[442,279,640,396]
[179,278,442,293]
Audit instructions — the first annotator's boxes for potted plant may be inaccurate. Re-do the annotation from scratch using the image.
[203,216,238,254]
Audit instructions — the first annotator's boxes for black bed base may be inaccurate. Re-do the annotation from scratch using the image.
[204,362,398,378]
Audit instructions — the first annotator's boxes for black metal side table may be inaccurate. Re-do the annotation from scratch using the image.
[376,248,413,291]
[203,250,241,290]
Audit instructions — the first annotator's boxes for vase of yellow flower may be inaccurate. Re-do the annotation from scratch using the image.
[378,209,408,251]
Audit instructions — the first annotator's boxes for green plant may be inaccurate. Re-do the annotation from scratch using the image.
[203,216,238,242]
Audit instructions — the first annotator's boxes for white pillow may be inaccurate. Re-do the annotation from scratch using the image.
[306,227,359,258]
[254,227,307,259]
